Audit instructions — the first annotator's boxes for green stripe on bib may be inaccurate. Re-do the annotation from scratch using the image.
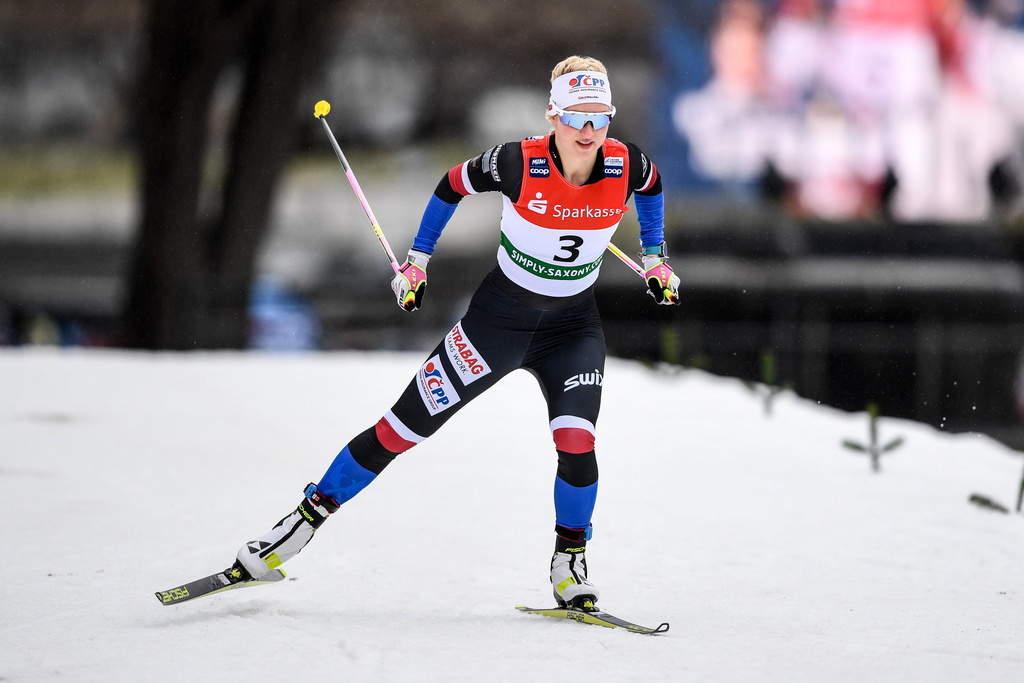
[500,233,604,280]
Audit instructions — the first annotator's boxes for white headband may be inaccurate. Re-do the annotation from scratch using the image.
[549,70,612,110]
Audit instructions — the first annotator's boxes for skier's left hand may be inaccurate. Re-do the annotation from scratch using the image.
[643,255,680,305]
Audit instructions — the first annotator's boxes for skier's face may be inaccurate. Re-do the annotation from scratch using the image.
[552,103,611,162]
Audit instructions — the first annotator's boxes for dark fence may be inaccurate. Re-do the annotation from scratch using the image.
[4,217,1024,448]
[598,218,1024,446]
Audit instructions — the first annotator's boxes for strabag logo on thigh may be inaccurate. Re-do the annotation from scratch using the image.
[417,355,461,415]
[444,322,491,385]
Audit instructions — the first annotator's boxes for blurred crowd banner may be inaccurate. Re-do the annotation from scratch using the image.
[654,0,1024,224]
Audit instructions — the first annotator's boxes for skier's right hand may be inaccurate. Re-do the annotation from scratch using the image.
[391,249,430,311]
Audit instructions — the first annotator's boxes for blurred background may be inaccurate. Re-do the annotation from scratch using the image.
[3,0,1024,446]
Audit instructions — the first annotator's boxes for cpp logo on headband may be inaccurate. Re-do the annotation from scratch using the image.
[551,71,611,108]
[568,75,607,89]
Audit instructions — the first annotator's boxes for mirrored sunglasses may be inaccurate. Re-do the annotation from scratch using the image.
[551,105,616,130]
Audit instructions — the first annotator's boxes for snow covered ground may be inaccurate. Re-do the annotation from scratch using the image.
[3,349,1023,682]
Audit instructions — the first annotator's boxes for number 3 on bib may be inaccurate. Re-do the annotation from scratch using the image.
[554,235,583,262]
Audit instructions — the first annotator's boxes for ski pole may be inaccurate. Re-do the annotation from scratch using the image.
[606,242,645,278]
[314,100,401,274]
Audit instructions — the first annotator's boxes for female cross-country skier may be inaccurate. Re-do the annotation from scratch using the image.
[232,55,680,609]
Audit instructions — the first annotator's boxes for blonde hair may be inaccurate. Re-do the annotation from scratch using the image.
[546,56,610,129]
[549,55,608,82]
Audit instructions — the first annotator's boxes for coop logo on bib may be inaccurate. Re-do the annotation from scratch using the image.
[417,355,460,415]
[604,156,624,178]
[444,323,491,385]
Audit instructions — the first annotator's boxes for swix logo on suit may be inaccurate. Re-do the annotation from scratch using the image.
[417,355,460,415]
[444,322,490,385]
[564,368,603,392]
[496,137,630,297]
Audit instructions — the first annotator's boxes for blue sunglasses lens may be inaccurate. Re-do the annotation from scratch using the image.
[558,112,612,130]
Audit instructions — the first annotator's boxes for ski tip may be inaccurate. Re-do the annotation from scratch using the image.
[154,586,192,606]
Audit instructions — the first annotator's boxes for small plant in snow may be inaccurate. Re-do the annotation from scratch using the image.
[842,403,905,473]
[964,457,1021,515]
[742,349,789,416]
[968,493,1009,513]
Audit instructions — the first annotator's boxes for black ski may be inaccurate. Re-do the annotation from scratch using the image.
[155,565,287,605]
[516,604,669,635]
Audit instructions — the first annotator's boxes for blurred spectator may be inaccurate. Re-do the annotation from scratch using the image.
[956,0,1024,218]
[672,0,783,199]
[816,0,947,221]
[247,278,321,352]
[764,0,827,108]
[672,0,888,219]
[969,0,1024,125]
[26,311,60,346]
[822,0,945,119]
[667,0,1023,223]
[771,92,889,219]
[896,0,1023,221]
[766,0,889,219]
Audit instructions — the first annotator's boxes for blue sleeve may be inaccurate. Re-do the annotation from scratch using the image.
[634,191,665,249]
[411,194,459,255]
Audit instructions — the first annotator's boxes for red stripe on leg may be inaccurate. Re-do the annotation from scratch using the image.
[375,417,416,454]
[552,427,595,454]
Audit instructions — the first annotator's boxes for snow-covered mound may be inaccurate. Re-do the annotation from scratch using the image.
[3,349,1022,681]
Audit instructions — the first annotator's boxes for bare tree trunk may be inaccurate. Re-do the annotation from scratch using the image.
[205,0,344,348]
[121,0,343,350]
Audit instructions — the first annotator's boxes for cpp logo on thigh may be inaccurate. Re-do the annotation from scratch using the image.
[417,355,461,415]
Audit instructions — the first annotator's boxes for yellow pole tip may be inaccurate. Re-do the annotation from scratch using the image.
[314,100,331,118]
